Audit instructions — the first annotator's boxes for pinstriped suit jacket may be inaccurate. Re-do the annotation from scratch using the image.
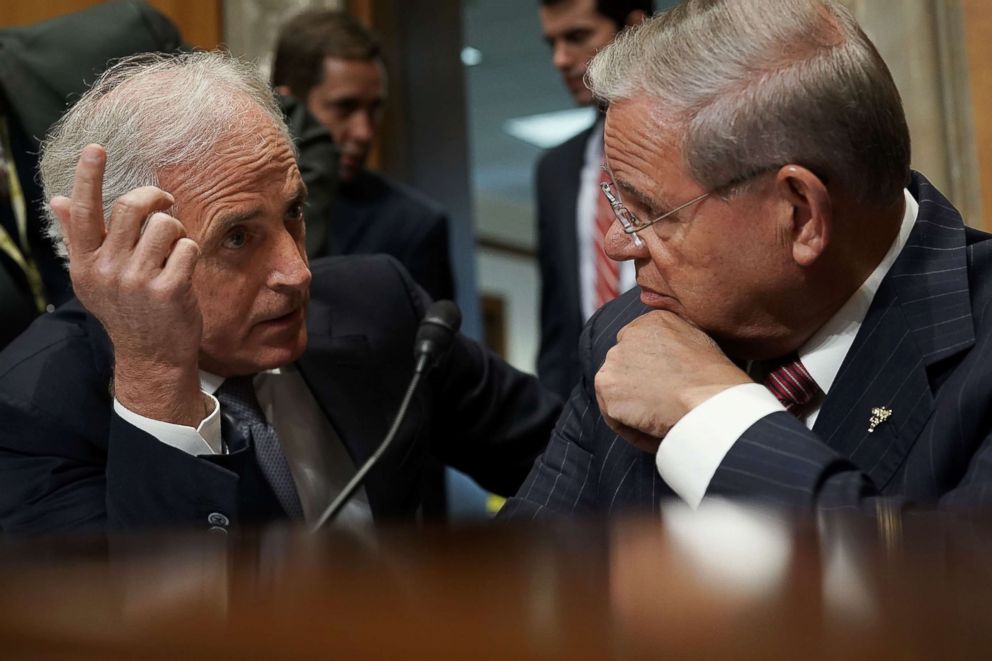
[501,172,992,518]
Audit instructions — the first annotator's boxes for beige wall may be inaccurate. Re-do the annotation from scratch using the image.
[223,0,343,76]
[961,0,992,231]
[841,0,983,226]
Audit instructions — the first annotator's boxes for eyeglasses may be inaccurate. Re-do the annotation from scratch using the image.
[599,164,780,247]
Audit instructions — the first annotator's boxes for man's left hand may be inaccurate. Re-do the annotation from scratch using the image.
[594,310,752,453]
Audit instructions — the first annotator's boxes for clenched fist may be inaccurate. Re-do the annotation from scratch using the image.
[594,310,751,453]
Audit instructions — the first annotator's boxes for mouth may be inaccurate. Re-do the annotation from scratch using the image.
[260,306,305,329]
[638,284,681,312]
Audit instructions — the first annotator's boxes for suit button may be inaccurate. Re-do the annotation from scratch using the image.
[207,512,230,527]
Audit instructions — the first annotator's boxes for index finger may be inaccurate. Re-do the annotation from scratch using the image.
[64,144,108,256]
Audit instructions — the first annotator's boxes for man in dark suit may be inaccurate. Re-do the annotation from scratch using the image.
[502,0,992,518]
[271,9,455,303]
[0,51,558,535]
[535,0,652,400]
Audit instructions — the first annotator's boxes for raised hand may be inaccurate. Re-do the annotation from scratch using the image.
[49,144,210,426]
[594,310,751,453]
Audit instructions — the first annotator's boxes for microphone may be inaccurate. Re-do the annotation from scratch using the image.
[413,299,461,374]
[311,300,462,531]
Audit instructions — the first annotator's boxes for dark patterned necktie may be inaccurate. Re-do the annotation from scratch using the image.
[762,353,819,416]
[216,376,304,520]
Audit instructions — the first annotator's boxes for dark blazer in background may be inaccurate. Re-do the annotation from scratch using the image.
[0,255,560,534]
[332,169,455,303]
[534,126,594,401]
[502,172,992,518]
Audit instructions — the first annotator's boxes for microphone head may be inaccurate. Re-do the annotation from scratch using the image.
[414,300,462,370]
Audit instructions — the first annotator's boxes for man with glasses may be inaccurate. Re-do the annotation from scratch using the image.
[502,0,992,517]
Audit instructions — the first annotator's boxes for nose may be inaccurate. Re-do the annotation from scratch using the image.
[604,220,647,262]
[269,230,312,294]
[552,41,573,71]
[348,111,375,145]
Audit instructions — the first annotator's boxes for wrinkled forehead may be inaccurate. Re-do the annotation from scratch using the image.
[158,111,302,218]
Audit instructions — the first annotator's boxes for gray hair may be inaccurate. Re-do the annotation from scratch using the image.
[586,0,911,208]
[39,50,296,258]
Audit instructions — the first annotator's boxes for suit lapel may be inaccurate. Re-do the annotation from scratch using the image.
[812,173,974,489]
[296,335,391,468]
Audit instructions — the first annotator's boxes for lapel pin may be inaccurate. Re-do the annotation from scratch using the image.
[868,406,893,433]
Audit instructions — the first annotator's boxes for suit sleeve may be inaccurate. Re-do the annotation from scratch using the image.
[708,412,992,512]
[499,314,603,519]
[403,210,456,303]
[380,257,560,496]
[105,415,239,529]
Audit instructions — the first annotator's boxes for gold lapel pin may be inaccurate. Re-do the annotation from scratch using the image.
[868,406,893,433]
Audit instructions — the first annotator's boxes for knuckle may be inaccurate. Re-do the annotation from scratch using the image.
[112,195,140,217]
[147,279,175,301]
[118,268,145,294]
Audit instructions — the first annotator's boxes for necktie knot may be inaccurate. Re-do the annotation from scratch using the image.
[216,375,264,427]
[761,353,819,415]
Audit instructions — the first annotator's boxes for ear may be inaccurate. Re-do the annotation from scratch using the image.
[274,85,291,97]
[775,165,831,267]
[625,10,647,27]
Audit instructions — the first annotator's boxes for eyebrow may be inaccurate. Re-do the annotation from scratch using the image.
[614,175,666,216]
[202,182,307,243]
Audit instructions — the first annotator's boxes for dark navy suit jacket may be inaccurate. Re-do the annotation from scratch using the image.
[0,256,559,534]
[534,126,595,402]
[503,172,992,517]
[332,169,455,303]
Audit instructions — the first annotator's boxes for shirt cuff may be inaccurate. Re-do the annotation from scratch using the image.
[656,383,784,508]
[113,393,222,455]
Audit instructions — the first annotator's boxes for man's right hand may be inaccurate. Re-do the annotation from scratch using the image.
[49,144,210,427]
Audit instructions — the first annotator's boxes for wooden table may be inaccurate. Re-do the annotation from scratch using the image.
[1,502,991,659]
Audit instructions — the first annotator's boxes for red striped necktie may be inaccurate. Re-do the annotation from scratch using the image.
[762,354,819,416]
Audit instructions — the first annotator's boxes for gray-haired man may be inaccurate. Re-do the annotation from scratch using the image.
[503,0,992,517]
[0,52,558,534]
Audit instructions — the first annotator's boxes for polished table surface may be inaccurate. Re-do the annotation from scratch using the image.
[1,502,991,659]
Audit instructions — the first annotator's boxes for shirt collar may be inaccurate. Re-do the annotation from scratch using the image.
[199,365,293,396]
[799,188,918,395]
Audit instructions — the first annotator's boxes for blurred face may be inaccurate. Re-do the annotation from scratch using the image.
[159,109,312,377]
[540,0,620,106]
[304,57,386,182]
[602,97,798,358]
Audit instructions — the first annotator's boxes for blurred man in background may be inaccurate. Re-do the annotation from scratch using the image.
[534,0,652,400]
[272,10,455,303]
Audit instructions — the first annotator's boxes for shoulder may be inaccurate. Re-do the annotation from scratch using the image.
[581,288,648,362]
[308,254,425,313]
[0,300,113,423]
[537,125,596,172]
[349,170,447,223]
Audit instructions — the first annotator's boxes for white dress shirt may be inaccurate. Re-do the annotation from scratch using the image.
[656,189,919,507]
[114,366,372,525]
[577,120,636,321]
